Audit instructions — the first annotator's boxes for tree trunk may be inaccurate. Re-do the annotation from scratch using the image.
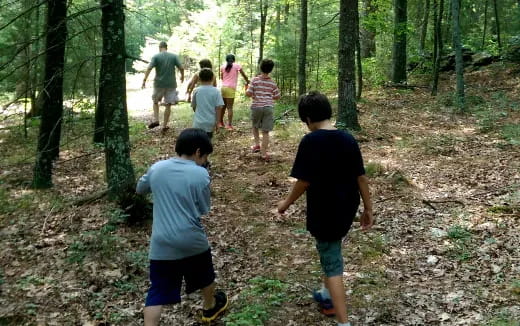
[32,0,68,189]
[298,0,307,95]
[338,0,360,131]
[419,0,430,54]
[451,0,465,110]
[493,0,501,53]
[392,0,407,84]
[360,0,376,58]
[258,0,268,66]
[100,0,135,199]
[356,6,363,100]
[431,0,444,96]
[482,0,489,50]
[93,60,105,143]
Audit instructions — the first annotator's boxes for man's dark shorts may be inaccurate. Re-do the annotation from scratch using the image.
[145,249,215,306]
[315,239,344,277]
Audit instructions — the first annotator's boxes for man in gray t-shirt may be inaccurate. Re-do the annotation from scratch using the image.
[142,41,184,131]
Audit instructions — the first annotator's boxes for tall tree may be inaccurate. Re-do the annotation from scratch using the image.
[100,0,135,199]
[258,0,268,65]
[481,0,489,50]
[356,5,363,99]
[419,0,430,54]
[298,0,307,95]
[32,0,68,188]
[338,0,360,131]
[492,0,502,53]
[360,0,376,58]
[431,0,444,96]
[392,0,407,84]
[451,0,465,109]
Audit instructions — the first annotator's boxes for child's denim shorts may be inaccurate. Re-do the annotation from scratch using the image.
[145,249,215,306]
[315,239,344,277]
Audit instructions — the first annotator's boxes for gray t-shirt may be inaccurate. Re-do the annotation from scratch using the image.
[148,51,182,88]
[136,158,211,260]
[191,85,224,132]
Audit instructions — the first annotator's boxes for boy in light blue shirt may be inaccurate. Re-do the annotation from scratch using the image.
[191,68,224,138]
[136,129,228,325]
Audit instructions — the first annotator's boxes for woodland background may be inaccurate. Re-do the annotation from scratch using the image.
[0,0,519,325]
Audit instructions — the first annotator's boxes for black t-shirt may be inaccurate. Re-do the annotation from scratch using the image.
[290,129,365,241]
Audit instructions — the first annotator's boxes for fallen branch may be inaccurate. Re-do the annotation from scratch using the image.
[384,83,429,89]
[422,199,465,210]
[73,189,109,206]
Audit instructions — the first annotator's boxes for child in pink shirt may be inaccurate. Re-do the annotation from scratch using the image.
[219,54,250,130]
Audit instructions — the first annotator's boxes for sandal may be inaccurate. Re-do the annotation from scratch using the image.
[251,145,261,153]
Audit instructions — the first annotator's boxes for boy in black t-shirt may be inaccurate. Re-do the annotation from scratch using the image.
[278,91,374,326]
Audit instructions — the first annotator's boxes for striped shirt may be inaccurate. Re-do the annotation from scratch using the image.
[246,75,281,108]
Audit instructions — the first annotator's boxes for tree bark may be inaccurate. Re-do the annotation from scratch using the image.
[32,0,68,188]
[392,0,407,84]
[481,0,488,50]
[360,0,376,58]
[298,0,307,95]
[338,0,360,131]
[419,0,430,54]
[492,0,501,53]
[356,6,363,100]
[258,0,268,66]
[451,0,465,109]
[431,0,444,96]
[100,0,135,199]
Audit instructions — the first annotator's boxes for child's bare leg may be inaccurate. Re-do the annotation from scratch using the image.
[144,305,162,326]
[201,282,217,310]
[216,107,223,127]
[253,127,260,146]
[152,103,160,124]
[226,98,235,126]
[261,130,269,156]
[163,104,171,128]
[325,275,348,323]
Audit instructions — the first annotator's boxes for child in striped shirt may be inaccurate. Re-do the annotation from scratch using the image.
[245,59,281,161]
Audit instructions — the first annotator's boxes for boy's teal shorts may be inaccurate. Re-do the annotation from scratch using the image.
[315,239,344,277]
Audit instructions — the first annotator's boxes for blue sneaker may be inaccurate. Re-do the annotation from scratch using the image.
[313,290,335,317]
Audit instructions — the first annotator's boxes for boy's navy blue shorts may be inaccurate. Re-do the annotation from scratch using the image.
[145,249,215,306]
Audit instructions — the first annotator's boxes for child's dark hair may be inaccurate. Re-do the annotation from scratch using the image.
[260,59,275,74]
[199,59,212,69]
[175,128,213,156]
[199,68,214,82]
[297,91,332,123]
[225,54,235,73]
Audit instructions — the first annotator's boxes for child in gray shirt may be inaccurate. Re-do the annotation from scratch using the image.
[136,129,228,325]
[191,68,224,138]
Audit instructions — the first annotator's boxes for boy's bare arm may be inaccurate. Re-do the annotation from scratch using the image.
[357,175,374,230]
[278,179,310,214]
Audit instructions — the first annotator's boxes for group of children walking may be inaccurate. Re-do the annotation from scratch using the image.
[138,50,374,326]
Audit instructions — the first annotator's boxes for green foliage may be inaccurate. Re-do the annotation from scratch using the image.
[447,225,474,261]
[224,277,288,326]
[67,230,121,264]
[362,58,387,86]
[501,124,520,145]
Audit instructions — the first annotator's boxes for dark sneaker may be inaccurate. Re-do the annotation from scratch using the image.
[202,291,228,322]
[148,121,160,129]
[313,290,335,317]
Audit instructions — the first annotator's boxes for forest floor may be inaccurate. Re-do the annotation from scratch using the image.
[1,63,520,326]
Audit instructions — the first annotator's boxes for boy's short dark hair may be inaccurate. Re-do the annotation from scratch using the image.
[199,59,212,69]
[175,128,213,156]
[297,91,332,123]
[260,59,275,74]
[199,68,214,82]
[159,41,168,49]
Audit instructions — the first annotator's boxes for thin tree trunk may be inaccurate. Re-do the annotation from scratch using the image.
[392,0,407,84]
[482,0,489,50]
[258,0,268,66]
[451,0,465,110]
[33,0,68,188]
[100,0,135,199]
[431,0,444,96]
[420,0,430,54]
[338,0,360,131]
[493,0,501,53]
[298,0,307,95]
